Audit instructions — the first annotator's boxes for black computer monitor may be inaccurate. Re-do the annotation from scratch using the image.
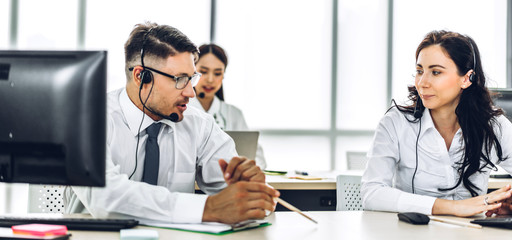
[0,50,107,186]
[492,88,512,121]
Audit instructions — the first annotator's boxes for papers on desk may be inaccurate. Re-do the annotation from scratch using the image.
[144,219,270,235]
[288,176,323,180]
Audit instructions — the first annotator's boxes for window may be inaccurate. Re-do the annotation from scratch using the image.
[2,0,510,174]
[216,0,334,170]
[85,0,211,91]
[393,0,508,104]
[216,0,333,130]
[336,135,374,170]
[0,0,9,48]
[17,0,78,49]
[337,0,389,130]
[260,135,331,171]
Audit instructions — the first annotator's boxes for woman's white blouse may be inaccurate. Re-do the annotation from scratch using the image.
[361,107,512,215]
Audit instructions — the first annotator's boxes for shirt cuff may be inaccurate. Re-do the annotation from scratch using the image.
[172,193,208,223]
[397,193,437,215]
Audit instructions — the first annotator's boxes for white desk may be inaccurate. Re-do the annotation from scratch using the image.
[66,211,511,240]
[267,172,512,190]
[266,174,337,190]
[197,172,512,211]
[266,172,512,211]
[265,173,344,211]
[488,178,512,189]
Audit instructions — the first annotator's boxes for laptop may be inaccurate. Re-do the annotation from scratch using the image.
[225,131,259,160]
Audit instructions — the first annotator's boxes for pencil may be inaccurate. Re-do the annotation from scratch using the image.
[275,197,318,224]
[429,216,482,229]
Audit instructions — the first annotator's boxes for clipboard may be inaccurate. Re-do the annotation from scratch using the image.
[144,219,270,235]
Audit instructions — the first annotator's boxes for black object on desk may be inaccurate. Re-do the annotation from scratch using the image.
[489,174,512,178]
[275,190,336,211]
[263,170,287,175]
[471,217,512,229]
[0,233,71,240]
[397,212,430,225]
[0,216,138,231]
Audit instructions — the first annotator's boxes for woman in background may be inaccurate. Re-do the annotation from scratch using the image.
[190,43,267,169]
[361,30,512,217]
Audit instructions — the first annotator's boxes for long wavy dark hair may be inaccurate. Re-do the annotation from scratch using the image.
[394,30,506,197]
[196,43,228,101]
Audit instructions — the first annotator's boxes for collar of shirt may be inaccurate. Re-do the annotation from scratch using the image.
[207,96,221,115]
[418,109,463,142]
[189,95,221,114]
[119,88,175,136]
[418,108,435,137]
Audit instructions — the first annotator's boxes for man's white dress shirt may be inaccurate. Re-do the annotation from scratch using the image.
[189,96,266,169]
[362,107,512,215]
[65,88,237,224]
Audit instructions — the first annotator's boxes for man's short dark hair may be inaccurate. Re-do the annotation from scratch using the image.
[124,22,199,79]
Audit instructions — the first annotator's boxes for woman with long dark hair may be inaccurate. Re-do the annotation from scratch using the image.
[361,30,512,217]
[190,43,266,169]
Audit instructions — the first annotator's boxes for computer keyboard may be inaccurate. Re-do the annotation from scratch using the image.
[0,216,138,231]
[470,217,512,229]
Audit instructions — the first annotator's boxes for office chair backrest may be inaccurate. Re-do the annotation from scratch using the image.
[492,88,512,121]
[28,185,65,213]
[336,175,363,211]
[346,151,369,170]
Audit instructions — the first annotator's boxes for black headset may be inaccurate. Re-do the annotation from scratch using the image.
[129,27,156,180]
[411,102,422,194]
[139,28,155,86]
[411,37,477,193]
[468,38,477,83]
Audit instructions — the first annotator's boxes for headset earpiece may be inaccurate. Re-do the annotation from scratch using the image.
[467,36,477,83]
[140,69,153,84]
[138,27,154,88]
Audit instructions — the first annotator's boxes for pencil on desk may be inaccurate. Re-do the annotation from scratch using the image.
[429,216,482,229]
[275,197,318,224]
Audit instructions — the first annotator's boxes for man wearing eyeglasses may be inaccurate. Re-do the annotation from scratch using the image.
[65,22,279,224]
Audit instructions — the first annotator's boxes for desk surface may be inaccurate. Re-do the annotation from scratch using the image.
[266,172,512,190]
[266,175,337,190]
[67,211,511,239]
[488,178,512,189]
[265,170,362,190]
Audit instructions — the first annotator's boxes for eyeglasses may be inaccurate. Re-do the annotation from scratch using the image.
[129,66,201,90]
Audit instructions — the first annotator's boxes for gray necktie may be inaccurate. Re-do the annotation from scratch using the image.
[142,123,161,185]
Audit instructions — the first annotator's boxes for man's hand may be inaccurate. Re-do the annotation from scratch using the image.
[202,181,280,224]
[219,157,265,184]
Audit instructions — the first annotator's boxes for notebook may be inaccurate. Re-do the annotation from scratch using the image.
[224,131,259,160]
